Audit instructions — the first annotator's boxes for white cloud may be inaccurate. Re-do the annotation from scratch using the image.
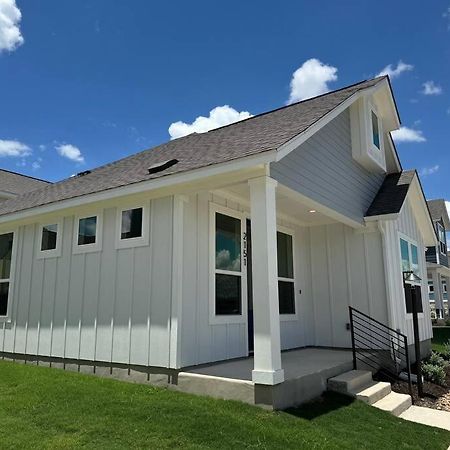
[0,0,24,53]
[421,81,442,95]
[31,157,42,171]
[287,58,338,103]
[168,105,252,140]
[0,139,31,157]
[376,61,414,79]
[55,143,85,163]
[391,126,426,143]
[419,165,439,176]
[443,6,450,29]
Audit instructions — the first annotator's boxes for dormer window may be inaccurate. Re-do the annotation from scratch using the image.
[350,97,386,173]
[371,110,380,149]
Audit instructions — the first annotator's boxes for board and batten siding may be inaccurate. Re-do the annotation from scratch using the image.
[180,192,309,367]
[391,199,433,342]
[304,223,389,348]
[270,108,385,224]
[0,197,174,368]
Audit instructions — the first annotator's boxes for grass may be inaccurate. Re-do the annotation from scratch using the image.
[0,361,449,449]
[432,326,450,354]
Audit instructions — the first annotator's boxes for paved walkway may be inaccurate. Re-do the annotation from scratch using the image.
[400,405,450,431]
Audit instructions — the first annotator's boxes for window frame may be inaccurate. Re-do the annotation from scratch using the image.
[437,222,447,256]
[73,211,103,254]
[398,232,424,317]
[0,228,18,322]
[209,203,247,325]
[277,226,298,321]
[115,201,150,249]
[37,219,63,259]
[369,103,383,153]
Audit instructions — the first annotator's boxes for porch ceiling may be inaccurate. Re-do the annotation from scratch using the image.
[222,182,336,226]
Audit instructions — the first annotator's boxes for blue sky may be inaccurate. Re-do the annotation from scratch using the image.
[0,1,449,201]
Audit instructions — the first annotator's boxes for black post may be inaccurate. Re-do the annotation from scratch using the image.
[349,307,357,370]
[411,286,424,397]
[403,334,413,401]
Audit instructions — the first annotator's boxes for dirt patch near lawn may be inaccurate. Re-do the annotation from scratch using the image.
[388,366,450,411]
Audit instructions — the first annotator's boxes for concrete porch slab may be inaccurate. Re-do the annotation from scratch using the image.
[177,348,353,409]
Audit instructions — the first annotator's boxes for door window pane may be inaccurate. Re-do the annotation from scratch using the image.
[0,282,9,316]
[278,281,295,314]
[78,216,97,245]
[277,232,293,279]
[121,208,143,239]
[411,244,419,276]
[400,238,410,271]
[215,274,241,315]
[372,111,380,149]
[41,224,58,251]
[215,213,241,272]
[0,232,13,279]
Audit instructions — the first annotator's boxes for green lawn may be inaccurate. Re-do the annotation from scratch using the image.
[0,361,449,449]
[432,327,450,353]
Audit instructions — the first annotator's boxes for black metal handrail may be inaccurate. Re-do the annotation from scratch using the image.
[349,306,413,399]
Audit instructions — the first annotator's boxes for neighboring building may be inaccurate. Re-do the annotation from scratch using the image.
[426,199,450,320]
[0,169,50,201]
[0,76,436,408]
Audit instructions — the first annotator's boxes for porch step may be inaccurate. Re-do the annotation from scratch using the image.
[373,392,412,417]
[327,370,373,394]
[349,381,391,405]
[328,370,412,417]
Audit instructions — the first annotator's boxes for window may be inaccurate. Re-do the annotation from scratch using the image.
[401,236,423,314]
[443,281,448,300]
[400,238,420,276]
[437,222,447,255]
[121,208,143,240]
[41,223,58,251]
[428,280,435,300]
[0,232,13,317]
[116,204,149,249]
[214,212,243,316]
[78,216,97,245]
[277,231,295,314]
[371,110,380,149]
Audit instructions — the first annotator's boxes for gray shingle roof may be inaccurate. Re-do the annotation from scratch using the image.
[427,199,450,230]
[0,76,385,217]
[0,169,50,197]
[365,171,416,217]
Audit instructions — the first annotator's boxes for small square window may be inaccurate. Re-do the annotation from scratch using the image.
[371,111,380,149]
[78,216,97,245]
[41,224,58,251]
[121,208,143,240]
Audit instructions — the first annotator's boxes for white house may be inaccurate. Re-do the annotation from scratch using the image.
[0,76,436,408]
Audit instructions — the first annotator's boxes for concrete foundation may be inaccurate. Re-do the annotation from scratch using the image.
[0,348,354,410]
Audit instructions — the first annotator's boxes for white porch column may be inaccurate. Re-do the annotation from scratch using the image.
[248,176,284,385]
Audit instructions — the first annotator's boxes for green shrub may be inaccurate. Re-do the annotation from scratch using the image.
[422,363,446,386]
[428,351,449,368]
[443,340,450,360]
[446,319,450,327]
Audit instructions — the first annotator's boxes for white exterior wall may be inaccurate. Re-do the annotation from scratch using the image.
[180,191,389,367]
[303,224,388,348]
[385,199,433,342]
[0,196,174,368]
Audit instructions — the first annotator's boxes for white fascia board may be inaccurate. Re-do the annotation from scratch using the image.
[0,151,276,226]
[365,213,400,222]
